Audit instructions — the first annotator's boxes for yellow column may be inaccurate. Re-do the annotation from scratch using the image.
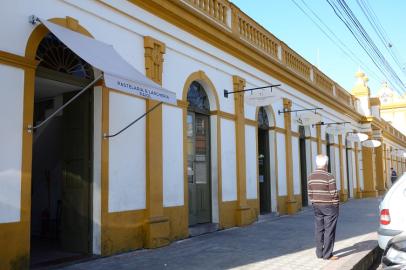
[316,125,322,154]
[361,141,378,198]
[283,98,297,214]
[354,142,362,198]
[375,142,386,195]
[233,76,253,226]
[144,37,170,248]
[338,135,347,201]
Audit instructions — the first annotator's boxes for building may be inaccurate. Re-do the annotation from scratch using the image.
[0,0,405,269]
[376,82,406,136]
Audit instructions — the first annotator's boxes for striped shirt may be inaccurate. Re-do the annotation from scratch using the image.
[307,169,339,205]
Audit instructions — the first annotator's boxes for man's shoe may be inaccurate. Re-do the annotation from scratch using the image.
[326,256,339,260]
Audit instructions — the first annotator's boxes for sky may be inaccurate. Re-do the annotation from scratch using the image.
[230,0,406,96]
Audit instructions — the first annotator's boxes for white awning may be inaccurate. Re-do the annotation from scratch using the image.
[41,19,177,105]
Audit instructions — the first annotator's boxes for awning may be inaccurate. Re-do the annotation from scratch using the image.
[41,19,177,105]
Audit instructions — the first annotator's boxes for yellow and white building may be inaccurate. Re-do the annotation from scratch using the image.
[0,0,405,269]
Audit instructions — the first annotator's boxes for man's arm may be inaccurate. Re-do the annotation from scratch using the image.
[328,177,339,202]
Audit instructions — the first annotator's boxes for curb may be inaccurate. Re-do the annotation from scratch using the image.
[352,245,382,270]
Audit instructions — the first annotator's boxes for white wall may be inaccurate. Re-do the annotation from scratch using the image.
[334,147,341,190]
[0,64,24,223]
[221,119,237,202]
[163,105,184,207]
[292,137,300,195]
[276,133,287,196]
[108,92,146,212]
[269,130,278,212]
[245,125,257,199]
[210,116,219,223]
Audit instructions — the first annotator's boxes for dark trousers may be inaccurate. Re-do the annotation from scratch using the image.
[313,204,339,259]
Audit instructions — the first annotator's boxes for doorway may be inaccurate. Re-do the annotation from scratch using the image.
[30,33,93,267]
[187,82,212,226]
[326,134,332,173]
[299,126,308,207]
[258,107,271,214]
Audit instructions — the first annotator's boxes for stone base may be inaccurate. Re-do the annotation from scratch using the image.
[236,206,253,226]
[144,216,170,248]
[361,190,379,198]
[377,189,386,196]
[339,192,348,202]
[355,191,363,199]
[286,200,298,215]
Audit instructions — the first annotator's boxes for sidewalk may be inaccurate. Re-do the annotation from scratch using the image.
[60,198,381,270]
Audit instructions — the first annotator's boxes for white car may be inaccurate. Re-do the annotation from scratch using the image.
[378,173,406,250]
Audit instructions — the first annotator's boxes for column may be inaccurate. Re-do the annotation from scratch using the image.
[316,124,322,154]
[283,98,297,214]
[144,36,170,248]
[361,138,378,197]
[375,141,386,195]
[338,135,347,201]
[354,142,362,198]
[233,76,253,226]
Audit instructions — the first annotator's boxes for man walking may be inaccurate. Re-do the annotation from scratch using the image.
[308,154,339,260]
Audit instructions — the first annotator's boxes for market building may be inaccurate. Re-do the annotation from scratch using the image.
[0,0,405,269]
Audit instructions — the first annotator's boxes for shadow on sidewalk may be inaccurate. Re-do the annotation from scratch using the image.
[334,240,377,258]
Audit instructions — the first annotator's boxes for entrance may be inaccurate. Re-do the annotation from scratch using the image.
[299,126,308,206]
[326,134,332,173]
[258,107,271,214]
[187,81,212,226]
[30,33,93,267]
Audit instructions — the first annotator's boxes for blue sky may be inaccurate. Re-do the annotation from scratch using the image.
[230,0,406,95]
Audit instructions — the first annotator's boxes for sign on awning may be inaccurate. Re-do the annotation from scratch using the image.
[41,19,177,105]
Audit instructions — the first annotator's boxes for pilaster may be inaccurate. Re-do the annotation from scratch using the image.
[338,135,348,201]
[233,76,253,226]
[361,137,378,198]
[144,36,170,248]
[283,98,298,214]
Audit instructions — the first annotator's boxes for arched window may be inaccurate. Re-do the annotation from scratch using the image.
[36,33,93,79]
[187,81,210,113]
[258,106,269,129]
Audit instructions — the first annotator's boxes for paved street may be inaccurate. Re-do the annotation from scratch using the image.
[60,198,380,270]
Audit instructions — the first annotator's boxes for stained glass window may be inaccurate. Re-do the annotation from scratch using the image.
[36,33,93,79]
[187,81,210,112]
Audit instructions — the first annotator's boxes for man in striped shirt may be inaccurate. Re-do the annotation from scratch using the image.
[308,154,339,260]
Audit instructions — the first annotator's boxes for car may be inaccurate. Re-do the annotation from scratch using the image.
[381,233,406,269]
[378,173,406,250]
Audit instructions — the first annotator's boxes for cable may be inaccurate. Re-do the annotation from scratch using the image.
[326,0,406,95]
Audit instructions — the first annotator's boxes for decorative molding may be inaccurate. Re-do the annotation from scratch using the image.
[144,36,166,85]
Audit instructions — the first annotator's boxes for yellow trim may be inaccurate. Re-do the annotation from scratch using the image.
[125,0,364,121]
[182,70,220,110]
[338,135,347,201]
[283,98,297,214]
[0,50,38,69]
[316,125,322,154]
[361,145,378,198]
[233,75,252,226]
[144,37,170,248]
[210,110,235,121]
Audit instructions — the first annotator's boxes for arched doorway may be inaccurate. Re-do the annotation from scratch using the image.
[299,126,308,206]
[30,33,94,267]
[187,81,212,226]
[258,107,271,214]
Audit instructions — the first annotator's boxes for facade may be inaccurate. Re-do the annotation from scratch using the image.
[0,0,405,269]
[376,82,406,136]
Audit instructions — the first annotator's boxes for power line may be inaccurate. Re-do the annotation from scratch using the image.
[290,0,384,84]
[326,0,406,95]
[356,0,406,77]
